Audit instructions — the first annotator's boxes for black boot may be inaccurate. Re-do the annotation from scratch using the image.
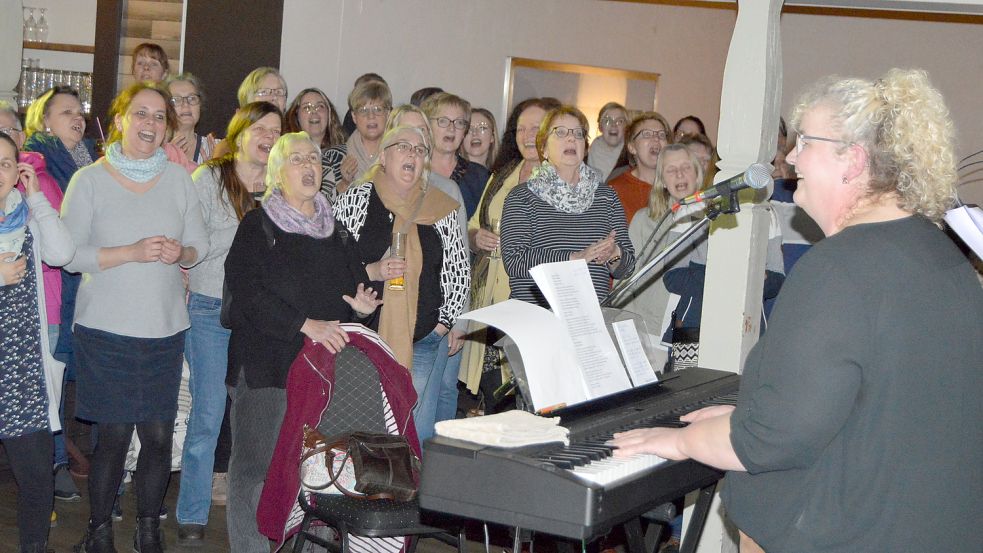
[74,520,117,553]
[133,516,165,553]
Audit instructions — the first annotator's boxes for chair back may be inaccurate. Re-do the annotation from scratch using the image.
[317,346,389,436]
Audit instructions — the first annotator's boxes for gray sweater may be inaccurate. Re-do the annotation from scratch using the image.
[61,161,209,338]
[188,164,239,299]
[724,216,983,552]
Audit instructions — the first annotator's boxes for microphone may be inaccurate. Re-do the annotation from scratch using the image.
[674,163,773,208]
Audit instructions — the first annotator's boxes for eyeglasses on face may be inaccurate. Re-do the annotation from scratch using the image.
[355,105,389,118]
[600,116,627,128]
[431,117,469,130]
[468,124,491,136]
[387,141,429,157]
[550,126,587,140]
[288,152,320,166]
[170,94,201,107]
[255,88,287,98]
[302,102,327,114]
[634,129,668,141]
[794,134,849,155]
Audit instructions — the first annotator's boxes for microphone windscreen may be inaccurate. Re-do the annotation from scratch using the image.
[746,163,774,190]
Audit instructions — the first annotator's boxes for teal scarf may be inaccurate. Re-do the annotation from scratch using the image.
[105,142,168,183]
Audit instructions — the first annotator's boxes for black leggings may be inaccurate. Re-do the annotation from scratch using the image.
[88,420,173,524]
[4,428,54,548]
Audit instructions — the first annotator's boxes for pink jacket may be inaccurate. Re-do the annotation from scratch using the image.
[19,151,64,324]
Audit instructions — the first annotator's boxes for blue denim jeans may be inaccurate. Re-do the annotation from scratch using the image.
[176,293,230,525]
[48,324,69,467]
[435,343,461,424]
[410,329,449,443]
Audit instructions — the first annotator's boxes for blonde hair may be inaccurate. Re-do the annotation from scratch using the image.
[264,131,319,198]
[358,125,432,188]
[420,92,472,121]
[385,104,435,149]
[237,67,286,108]
[648,144,704,220]
[790,68,956,223]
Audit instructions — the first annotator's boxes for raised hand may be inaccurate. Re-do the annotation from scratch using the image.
[18,162,40,196]
[342,283,383,316]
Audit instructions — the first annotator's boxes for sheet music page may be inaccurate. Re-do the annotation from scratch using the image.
[945,205,983,259]
[611,319,659,386]
[529,260,633,398]
[458,299,589,411]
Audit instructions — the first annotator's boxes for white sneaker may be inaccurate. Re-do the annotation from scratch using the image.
[211,472,228,506]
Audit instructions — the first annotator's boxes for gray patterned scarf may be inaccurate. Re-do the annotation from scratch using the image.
[525,162,601,214]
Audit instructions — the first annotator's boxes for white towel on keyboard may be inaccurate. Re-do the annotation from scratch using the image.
[435,410,570,447]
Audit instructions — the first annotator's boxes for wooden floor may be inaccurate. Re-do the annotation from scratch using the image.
[0,468,504,553]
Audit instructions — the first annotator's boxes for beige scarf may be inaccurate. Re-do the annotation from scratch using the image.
[374,177,458,369]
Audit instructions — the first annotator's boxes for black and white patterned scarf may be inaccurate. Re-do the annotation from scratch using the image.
[525,162,601,214]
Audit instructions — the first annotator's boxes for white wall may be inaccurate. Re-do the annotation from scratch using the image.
[280,0,982,202]
[780,11,983,203]
[279,0,735,140]
[20,0,97,72]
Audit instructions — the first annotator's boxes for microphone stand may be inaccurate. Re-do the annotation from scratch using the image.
[603,187,744,308]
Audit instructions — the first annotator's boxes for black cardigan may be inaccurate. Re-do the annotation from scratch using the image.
[224,209,370,389]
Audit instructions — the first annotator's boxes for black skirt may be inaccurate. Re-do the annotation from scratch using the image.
[74,325,185,423]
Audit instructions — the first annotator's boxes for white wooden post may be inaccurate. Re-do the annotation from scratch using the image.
[685,1,784,552]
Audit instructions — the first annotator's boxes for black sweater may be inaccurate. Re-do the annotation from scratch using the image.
[224,209,370,389]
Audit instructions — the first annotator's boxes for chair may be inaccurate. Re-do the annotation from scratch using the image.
[291,342,466,553]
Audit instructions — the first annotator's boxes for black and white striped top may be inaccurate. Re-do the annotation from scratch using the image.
[501,182,635,308]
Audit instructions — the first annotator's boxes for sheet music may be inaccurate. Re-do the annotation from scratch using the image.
[458,300,589,411]
[611,320,658,386]
[529,260,633,399]
[945,205,983,259]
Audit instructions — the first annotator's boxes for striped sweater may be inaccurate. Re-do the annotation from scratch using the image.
[501,182,635,307]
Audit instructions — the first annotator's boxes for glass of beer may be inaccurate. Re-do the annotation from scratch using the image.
[389,231,406,290]
[489,218,502,259]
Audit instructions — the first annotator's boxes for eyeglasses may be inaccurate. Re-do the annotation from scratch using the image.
[634,129,668,141]
[0,126,24,135]
[288,152,320,166]
[431,117,469,131]
[795,134,849,155]
[170,94,201,106]
[387,141,429,157]
[255,88,287,98]
[302,102,327,114]
[600,116,627,128]
[664,165,695,178]
[550,126,587,140]
[355,105,389,118]
[468,124,491,136]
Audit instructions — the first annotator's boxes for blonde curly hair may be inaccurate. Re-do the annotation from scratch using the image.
[790,68,957,223]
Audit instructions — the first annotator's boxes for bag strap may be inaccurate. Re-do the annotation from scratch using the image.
[300,430,397,500]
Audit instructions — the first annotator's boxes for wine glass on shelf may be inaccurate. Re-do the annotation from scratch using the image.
[37,8,49,43]
[24,7,38,43]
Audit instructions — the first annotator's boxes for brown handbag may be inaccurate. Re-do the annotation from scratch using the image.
[300,426,421,501]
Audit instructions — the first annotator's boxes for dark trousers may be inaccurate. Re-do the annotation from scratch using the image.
[87,421,174,525]
[4,428,54,548]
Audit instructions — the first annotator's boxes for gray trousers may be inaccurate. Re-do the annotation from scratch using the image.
[226,374,287,552]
